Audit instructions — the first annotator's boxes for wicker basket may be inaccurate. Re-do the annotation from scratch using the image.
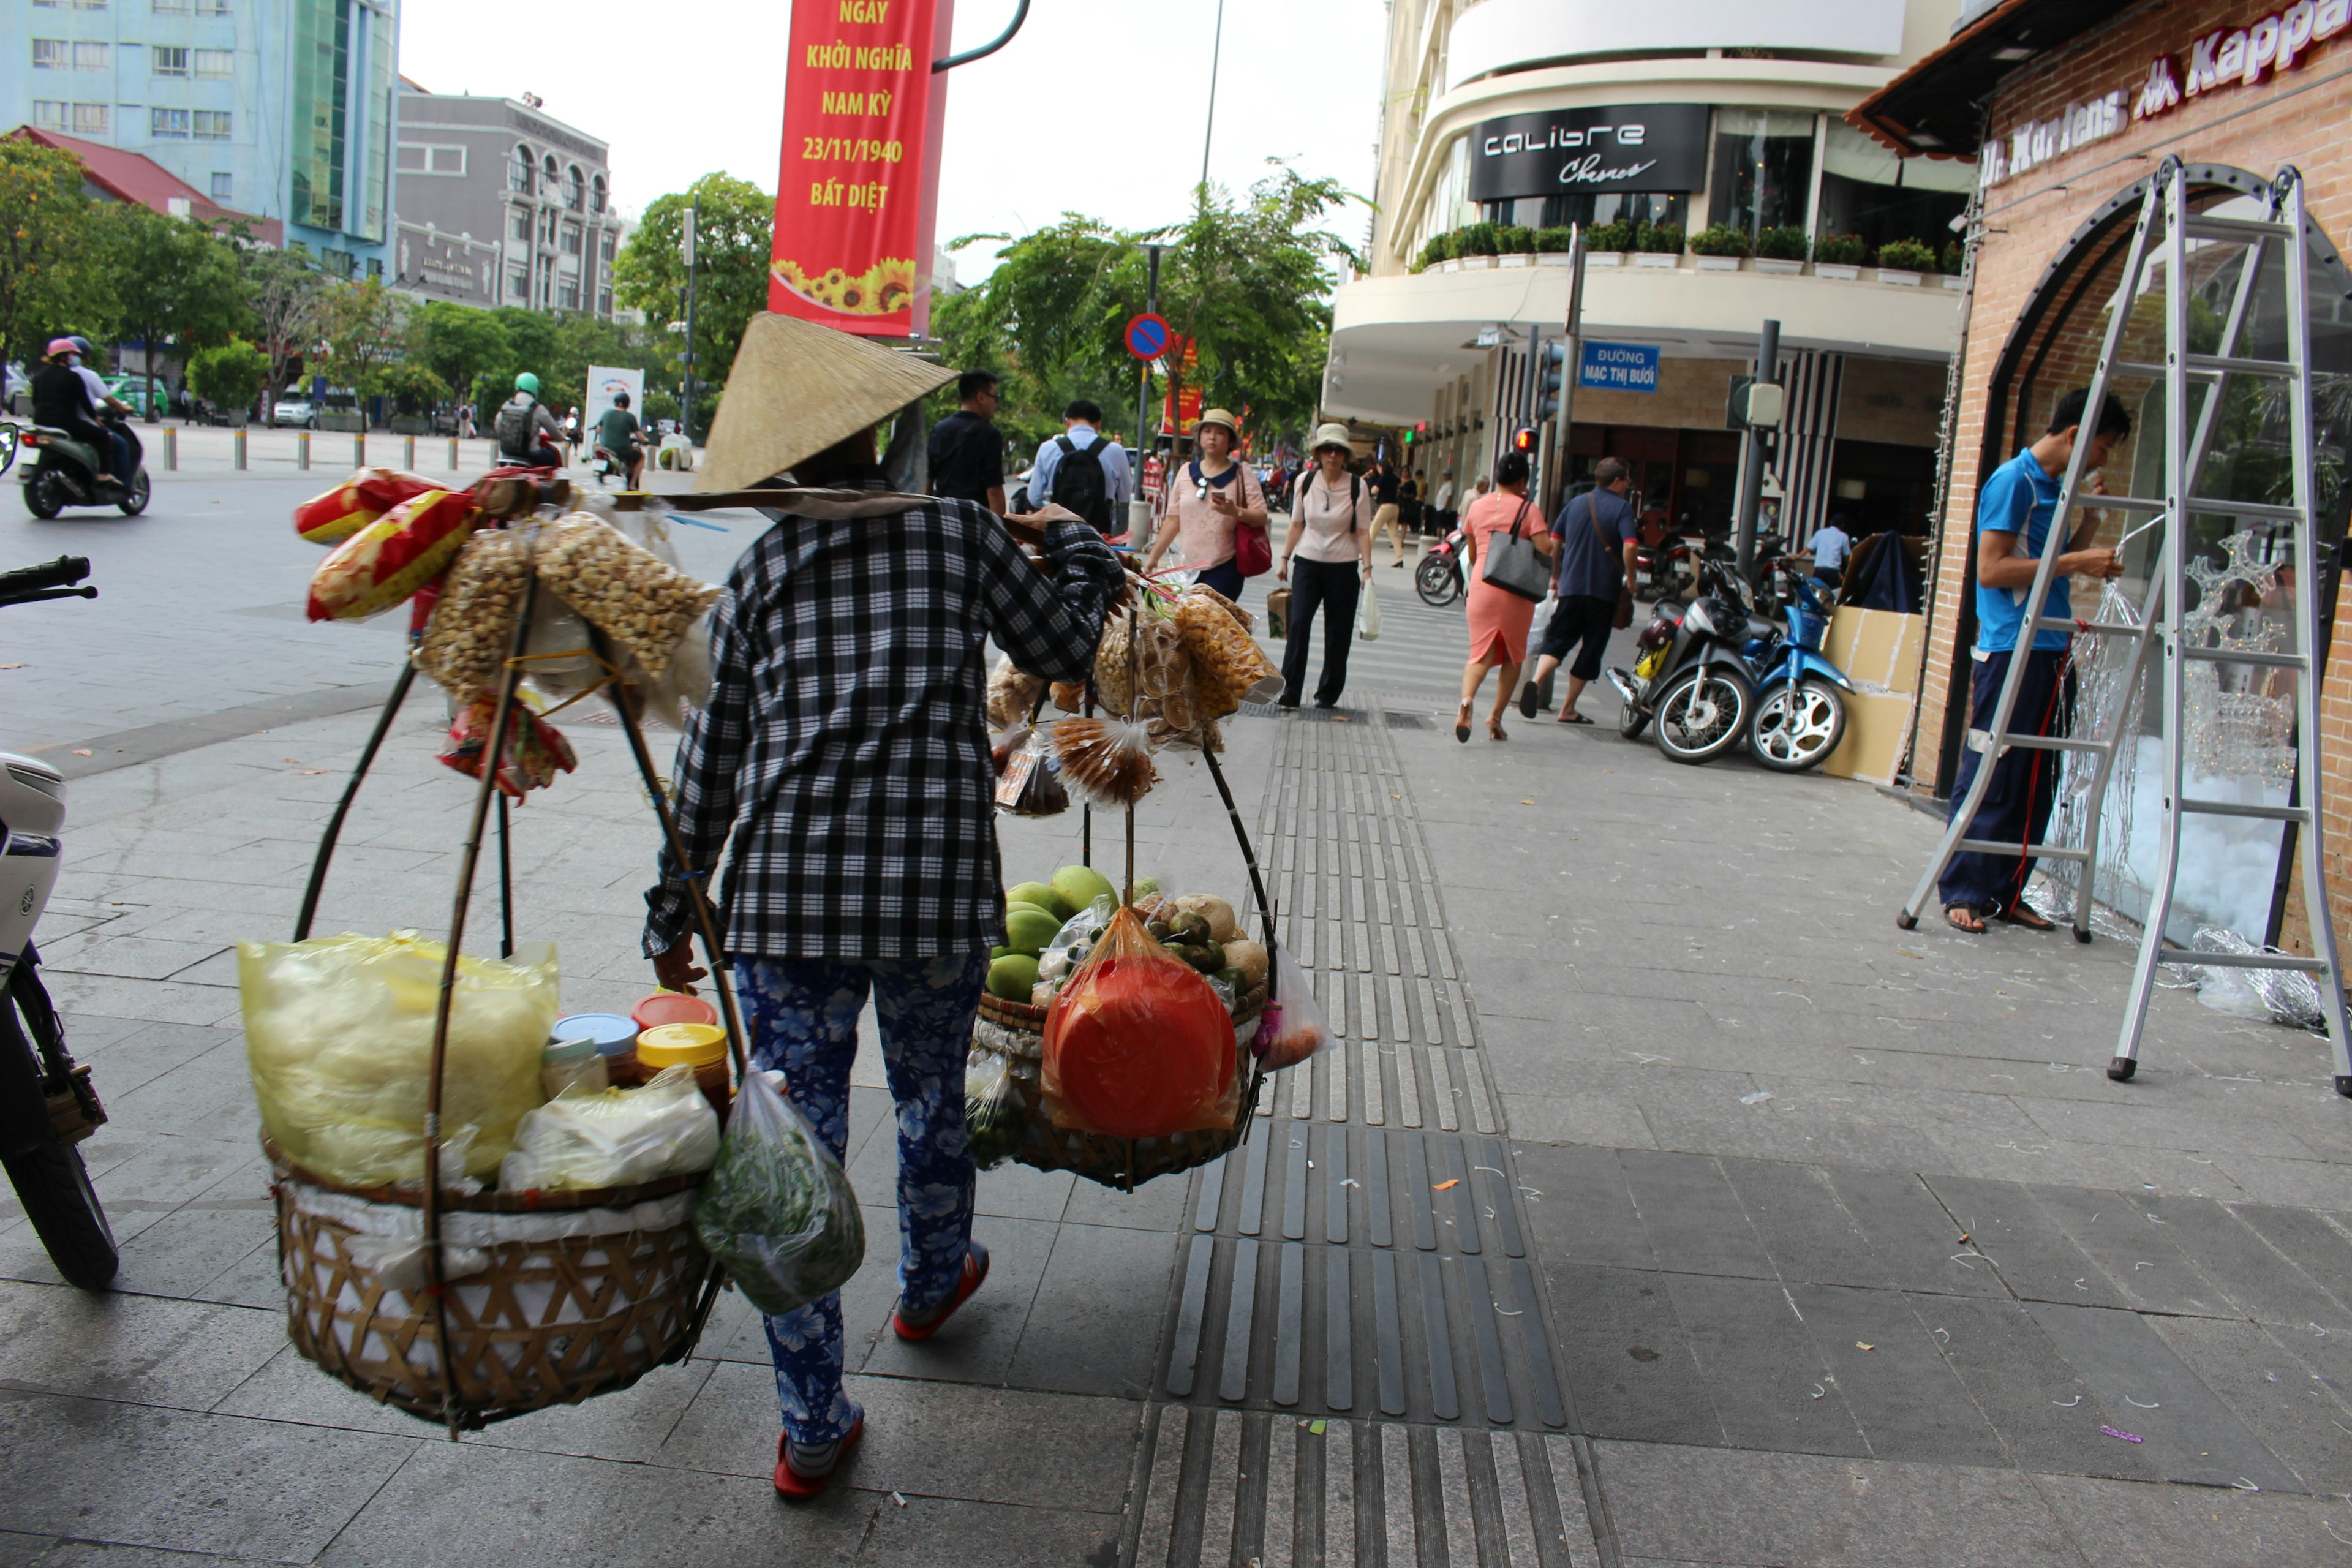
[268,1141,717,1428]
[971,983,1267,1190]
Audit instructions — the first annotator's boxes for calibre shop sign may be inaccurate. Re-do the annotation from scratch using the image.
[1467,105,1710,202]
[1980,0,2350,188]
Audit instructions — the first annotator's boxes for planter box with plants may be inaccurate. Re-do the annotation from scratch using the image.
[1872,238,1938,286]
[1751,225,1807,275]
[1689,224,1748,271]
[1633,224,1685,268]
[1534,226,1575,265]
[1812,233,1867,281]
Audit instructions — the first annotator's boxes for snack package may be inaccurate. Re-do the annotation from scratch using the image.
[987,655,1046,729]
[1042,905,1239,1137]
[294,467,439,546]
[413,527,534,694]
[1053,716,1158,807]
[1175,588,1281,718]
[1256,944,1333,1069]
[497,1065,722,1192]
[1093,612,1136,715]
[964,1051,1023,1171]
[692,1068,865,1316]
[1051,679,1089,714]
[307,488,481,622]
[239,933,557,1184]
[994,726,1069,816]
[533,512,721,677]
[439,692,579,798]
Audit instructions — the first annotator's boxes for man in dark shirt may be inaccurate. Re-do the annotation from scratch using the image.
[1526,457,1637,723]
[927,369,1006,513]
[594,391,647,488]
[30,341,113,484]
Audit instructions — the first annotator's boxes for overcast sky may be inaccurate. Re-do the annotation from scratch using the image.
[399,0,1391,282]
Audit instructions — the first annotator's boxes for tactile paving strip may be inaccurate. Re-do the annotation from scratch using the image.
[1127,707,1608,1566]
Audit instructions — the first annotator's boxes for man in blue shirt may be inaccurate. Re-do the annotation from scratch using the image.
[1809,513,1853,587]
[1524,457,1638,723]
[1940,387,2128,933]
[1024,399,1131,533]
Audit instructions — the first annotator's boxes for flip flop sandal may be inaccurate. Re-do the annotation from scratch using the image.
[1943,904,1989,934]
[1558,711,1593,725]
[1998,904,2057,931]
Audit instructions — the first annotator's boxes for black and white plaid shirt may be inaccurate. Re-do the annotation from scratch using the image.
[643,475,1120,961]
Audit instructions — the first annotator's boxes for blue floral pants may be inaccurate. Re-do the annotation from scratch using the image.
[735,952,987,1444]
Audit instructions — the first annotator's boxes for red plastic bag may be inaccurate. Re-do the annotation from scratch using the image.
[293,467,439,546]
[1042,905,1238,1137]
[1256,944,1333,1069]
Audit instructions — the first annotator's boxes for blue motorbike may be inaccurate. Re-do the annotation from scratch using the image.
[1741,567,1856,773]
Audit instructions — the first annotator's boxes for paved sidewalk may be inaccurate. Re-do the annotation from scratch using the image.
[0,573,2348,1564]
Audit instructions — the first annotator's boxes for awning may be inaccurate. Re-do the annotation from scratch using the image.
[1847,0,2141,157]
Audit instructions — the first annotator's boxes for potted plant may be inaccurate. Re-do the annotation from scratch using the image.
[1689,223,1749,271]
[1580,221,1632,265]
[1812,233,1868,280]
[1533,226,1576,265]
[1458,222,1502,269]
[1497,225,1537,266]
[1438,229,1464,273]
[1874,238,1937,284]
[1633,223,1684,268]
[1754,225,1808,274]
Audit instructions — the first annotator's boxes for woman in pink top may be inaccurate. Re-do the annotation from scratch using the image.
[1140,409,1266,600]
[1455,451,1556,742]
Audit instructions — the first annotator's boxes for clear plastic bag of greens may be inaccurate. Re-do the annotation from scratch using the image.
[692,1068,865,1316]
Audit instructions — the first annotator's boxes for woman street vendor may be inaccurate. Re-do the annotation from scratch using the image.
[641,314,1122,1498]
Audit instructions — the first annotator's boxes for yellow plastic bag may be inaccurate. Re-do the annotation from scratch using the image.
[238,932,559,1185]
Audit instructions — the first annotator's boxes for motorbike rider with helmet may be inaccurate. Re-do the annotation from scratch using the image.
[494,371,567,469]
[29,341,122,497]
[65,338,135,487]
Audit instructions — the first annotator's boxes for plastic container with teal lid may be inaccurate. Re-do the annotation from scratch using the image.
[540,1035,609,1101]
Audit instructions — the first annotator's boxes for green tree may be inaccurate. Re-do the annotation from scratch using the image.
[186,337,268,413]
[239,246,325,421]
[377,359,450,415]
[612,173,773,403]
[311,276,408,403]
[91,203,251,418]
[930,216,1143,453]
[409,301,508,419]
[0,140,108,371]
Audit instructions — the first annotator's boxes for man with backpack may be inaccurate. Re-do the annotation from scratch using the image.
[1025,399,1131,536]
[495,372,566,468]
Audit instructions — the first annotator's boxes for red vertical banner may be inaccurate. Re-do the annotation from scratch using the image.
[771,0,943,337]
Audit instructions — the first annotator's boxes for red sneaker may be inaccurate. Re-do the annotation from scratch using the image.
[773,1416,862,1500]
[891,1240,990,1341]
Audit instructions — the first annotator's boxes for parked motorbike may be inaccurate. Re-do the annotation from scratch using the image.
[1415,522,1467,606]
[1742,566,1856,773]
[1608,559,1758,763]
[20,415,149,518]
[0,557,117,1290]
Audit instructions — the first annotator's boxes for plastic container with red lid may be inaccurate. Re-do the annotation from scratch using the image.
[632,991,718,1031]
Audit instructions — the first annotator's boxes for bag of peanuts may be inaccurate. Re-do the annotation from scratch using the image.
[413,528,535,694]
[293,467,439,546]
[533,513,720,679]
[306,488,481,622]
[986,655,1045,729]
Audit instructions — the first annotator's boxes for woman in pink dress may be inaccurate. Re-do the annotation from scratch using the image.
[1455,451,1556,742]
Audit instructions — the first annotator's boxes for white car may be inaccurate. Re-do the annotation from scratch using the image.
[270,398,317,428]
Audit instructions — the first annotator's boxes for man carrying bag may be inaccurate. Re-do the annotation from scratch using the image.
[1524,457,1638,725]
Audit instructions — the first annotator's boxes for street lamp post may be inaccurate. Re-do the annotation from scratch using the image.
[1130,243,1166,538]
[681,200,700,446]
[1733,317,1781,578]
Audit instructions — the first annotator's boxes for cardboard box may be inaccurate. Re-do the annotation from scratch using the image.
[1825,606,1926,696]
[1822,690,1916,786]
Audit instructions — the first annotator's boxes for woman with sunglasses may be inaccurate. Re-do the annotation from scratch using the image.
[1140,408,1265,600]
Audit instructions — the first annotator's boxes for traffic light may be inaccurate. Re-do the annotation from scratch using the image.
[1536,342,1569,421]
[1512,426,1537,452]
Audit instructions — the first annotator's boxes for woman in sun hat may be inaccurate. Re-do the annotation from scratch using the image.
[1140,407,1267,600]
[1276,421,1374,708]
[644,312,1125,1501]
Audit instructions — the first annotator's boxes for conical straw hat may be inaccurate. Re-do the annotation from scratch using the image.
[696,312,957,492]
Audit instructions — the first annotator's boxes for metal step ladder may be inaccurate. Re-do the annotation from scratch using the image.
[1896,159,2352,1098]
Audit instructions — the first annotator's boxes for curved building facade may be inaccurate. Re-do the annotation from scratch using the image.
[1332,0,1969,546]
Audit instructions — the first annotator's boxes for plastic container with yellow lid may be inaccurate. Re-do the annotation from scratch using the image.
[636,1023,733,1119]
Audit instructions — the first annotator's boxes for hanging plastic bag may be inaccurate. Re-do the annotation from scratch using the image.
[987,654,1047,729]
[964,1051,1024,1171]
[307,488,481,622]
[413,527,535,695]
[1357,578,1383,642]
[439,692,578,797]
[533,512,720,677]
[629,606,716,731]
[238,933,557,1185]
[1042,905,1238,1137]
[1053,715,1158,807]
[1175,587,1281,718]
[1256,944,1333,1069]
[994,726,1069,816]
[692,1068,865,1316]
[497,1065,723,1192]
[294,467,439,546]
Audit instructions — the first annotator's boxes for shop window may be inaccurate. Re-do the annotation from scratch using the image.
[1708,108,1817,246]
[1815,120,1972,260]
[1483,192,1688,233]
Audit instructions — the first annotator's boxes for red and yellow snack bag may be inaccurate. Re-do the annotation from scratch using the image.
[305,488,480,622]
[293,467,438,546]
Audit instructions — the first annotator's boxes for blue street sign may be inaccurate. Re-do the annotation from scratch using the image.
[1125,312,1171,360]
[1579,341,1661,393]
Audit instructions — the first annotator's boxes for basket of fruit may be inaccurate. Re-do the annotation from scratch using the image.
[968,865,1272,1190]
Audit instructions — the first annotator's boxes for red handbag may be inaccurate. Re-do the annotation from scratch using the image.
[1232,467,1272,578]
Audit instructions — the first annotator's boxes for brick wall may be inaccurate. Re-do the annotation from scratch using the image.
[1569,357,1746,431]
[1923,0,2352,941]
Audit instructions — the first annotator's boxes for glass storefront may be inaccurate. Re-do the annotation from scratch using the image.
[1483,192,1689,231]
[1815,121,1972,257]
[1708,108,1817,243]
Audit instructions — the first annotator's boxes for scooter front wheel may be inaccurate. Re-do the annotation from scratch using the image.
[1415,554,1461,607]
[1750,678,1846,772]
[118,470,150,516]
[1652,668,1751,764]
